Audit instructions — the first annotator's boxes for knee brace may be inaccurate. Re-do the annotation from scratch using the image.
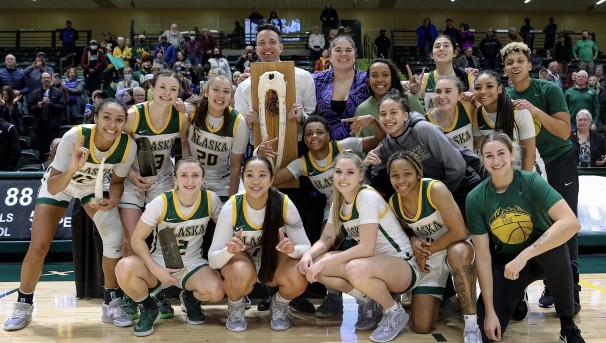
[93,208,123,259]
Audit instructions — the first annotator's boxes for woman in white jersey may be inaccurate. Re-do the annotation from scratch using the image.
[472,70,536,171]
[187,75,248,201]
[4,100,137,331]
[116,157,224,337]
[208,156,311,333]
[426,76,476,151]
[387,150,481,342]
[299,152,418,343]
[120,70,190,257]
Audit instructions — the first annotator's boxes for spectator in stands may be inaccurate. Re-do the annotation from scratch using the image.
[268,11,283,32]
[479,28,502,71]
[200,28,217,64]
[320,2,339,36]
[81,39,106,94]
[58,20,79,53]
[63,67,84,123]
[52,73,69,123]
[547,61,564,90]
[565,70,600,131]
[101,31,116,51]
[589,75,606,132]
[506,27,523,44]
[0,54,29,96]
[529,48,543,67]
[235,46,257,73]
[455,46,481,70]
[0,85,23,134]
[248,7,264,24]
[314,49,331,72]
[374,29,391,59]
[116,87,134,107]
[24,52,54,93]
[185,31,203,67]
[113,36,132,68]
[116,67,139,91]
[542,49,554,68]
[520,17,535,50]
[132,34,151,70]
[161,23,184,50]
[571,109,606,167]
[154,34,176,68]
[27,72,66,161]
[133,54,152,84]
[132,87,146,104]
[313,27,368,140]
[595,65,606,88]
[554,34,572,76]
[457,23,474,51]
[443,19,458,45]
[573,30,599,74]
[208,47,231,79]
[233,20,245,48]
[174,51,193,80]
[308,26,325,64]
[539,68,549,80]
[416,18,438,56]
[0,113,20,171]
[544,17,557,50]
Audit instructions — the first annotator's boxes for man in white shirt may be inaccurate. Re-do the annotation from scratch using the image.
[308,26,325,65]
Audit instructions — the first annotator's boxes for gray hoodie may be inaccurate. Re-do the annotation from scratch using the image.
[368,112,480,201]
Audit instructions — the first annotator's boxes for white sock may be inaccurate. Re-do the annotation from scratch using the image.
[347,288,370,304]
[464,314,478,329]
[385,302,400,313]
[228,297,245,305]
[274,292,291,304]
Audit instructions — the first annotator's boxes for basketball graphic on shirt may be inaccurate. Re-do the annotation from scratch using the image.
[489,206,533,245]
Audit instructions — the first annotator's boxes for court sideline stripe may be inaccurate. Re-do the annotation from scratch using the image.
[0,288,18,299]
[579,280,606,294]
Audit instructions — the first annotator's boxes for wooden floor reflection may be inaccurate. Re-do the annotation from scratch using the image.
[1,275,605,342]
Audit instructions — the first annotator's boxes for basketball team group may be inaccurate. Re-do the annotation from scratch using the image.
[3,23,586,343]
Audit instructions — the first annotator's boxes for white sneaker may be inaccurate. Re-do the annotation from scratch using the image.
[4,302,34,331]
[369,304,409,343]
[226,300,247,332]
[464,324,483,343]
[102,298,134,327]
[270,294,292,331]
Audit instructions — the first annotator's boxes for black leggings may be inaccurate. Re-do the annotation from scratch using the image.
[477,244,574,342]
[545,150,579,284]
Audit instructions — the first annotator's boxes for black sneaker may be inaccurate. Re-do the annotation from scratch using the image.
[512,291,528,321]
[538,287,554,308]
[557,325,586,343]
[258,296,272,311]
[290,295,315,314]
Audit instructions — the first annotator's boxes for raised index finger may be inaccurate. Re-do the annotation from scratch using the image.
[371,143,383,153]
[406,64,413,80]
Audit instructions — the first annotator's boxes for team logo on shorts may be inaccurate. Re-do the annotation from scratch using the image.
[489,206,533,245]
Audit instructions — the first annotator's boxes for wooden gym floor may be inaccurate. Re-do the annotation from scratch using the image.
[0,274,605,342]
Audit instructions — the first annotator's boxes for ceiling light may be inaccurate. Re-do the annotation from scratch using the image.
[524,0,531,3]
[597,0,606,4]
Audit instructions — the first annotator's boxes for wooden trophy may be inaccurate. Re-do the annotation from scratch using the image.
[251,61,299,188]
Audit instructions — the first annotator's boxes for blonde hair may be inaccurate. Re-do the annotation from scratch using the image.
[330,151,366,239]
[500,42,531,61]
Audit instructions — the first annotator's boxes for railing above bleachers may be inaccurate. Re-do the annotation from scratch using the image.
[0,30,92,49]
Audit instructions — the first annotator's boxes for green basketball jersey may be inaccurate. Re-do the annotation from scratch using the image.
[150,188,213,261]
[230,191,288,256]
[131,101,182,177]
[69,124,133,186]
[188,107,242,182]
[389,178,449,242]
[427,101,473,150]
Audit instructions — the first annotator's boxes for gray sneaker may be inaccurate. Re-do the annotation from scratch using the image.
[369,304,409,343]
[315,292,343,318]
[102,298,134,327]
[226,300,247,332]
[4,302,34,331]
[464,324,483,343]
[355,299,382,331]
[270,294,292,331]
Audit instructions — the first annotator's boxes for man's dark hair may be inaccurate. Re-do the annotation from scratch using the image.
[256,23,282,40]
